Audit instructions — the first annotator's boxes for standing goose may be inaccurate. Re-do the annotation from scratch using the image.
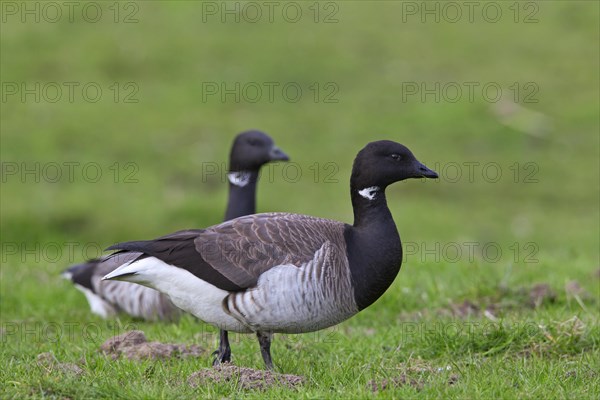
[103,140,438,370]
[62,130,289,358]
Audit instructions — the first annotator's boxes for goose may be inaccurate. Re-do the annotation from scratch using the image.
[62,130,289,359]
[102,140,438,370]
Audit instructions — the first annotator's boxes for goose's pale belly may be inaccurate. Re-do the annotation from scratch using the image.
[118,242,358,334]
[225,242,359,333]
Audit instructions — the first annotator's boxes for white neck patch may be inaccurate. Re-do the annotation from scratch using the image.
[227,171,251,187]
[358,186,380,200]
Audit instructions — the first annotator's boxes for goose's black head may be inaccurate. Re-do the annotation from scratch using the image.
[351,140,438,190]
[61,259,100,290]
[229,130,289,172]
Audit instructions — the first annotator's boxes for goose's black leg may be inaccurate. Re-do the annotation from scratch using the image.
[212,329,231,365]
[256,331,274,370]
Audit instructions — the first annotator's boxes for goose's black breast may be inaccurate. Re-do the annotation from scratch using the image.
[343,225,402,311]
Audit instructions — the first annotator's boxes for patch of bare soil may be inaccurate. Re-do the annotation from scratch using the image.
[187,364,304,390]
[439,299,490,319]
[399,282,570,321]
[100,330,204,361]
[564,367,598,380]
[528,283,557,308]
[36,352,85,376]
[368,375,424,392]
[565,280,593,300]
[448,374,459,385]
[368,362,459,392]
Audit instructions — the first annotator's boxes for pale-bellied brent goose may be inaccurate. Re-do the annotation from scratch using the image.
[102,140,438,370]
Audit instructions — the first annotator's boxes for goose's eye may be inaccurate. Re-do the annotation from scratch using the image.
[391,154,402,161]
[248,139,260,146]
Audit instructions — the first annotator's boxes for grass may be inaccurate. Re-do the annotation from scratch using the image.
[1,1,599,398]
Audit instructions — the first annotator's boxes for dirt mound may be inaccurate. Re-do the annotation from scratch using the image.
[100,330,204,361]
[188,364,304,390]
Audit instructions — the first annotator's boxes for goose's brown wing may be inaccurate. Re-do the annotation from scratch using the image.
[107,213,347,291]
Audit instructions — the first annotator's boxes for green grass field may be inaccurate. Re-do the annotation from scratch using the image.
[1,1,599,398]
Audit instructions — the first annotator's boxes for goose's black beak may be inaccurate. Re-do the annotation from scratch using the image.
[415,161,438,179]
[269,146,290,162]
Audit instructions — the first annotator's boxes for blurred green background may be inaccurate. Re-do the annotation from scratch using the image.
[1,1,599,397]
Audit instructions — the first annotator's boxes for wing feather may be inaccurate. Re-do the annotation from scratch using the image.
[108,212,347,291]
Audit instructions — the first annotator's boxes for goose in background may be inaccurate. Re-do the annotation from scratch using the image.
[63,130,289,362]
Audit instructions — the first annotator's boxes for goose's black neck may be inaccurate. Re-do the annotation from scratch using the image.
[345,185,403,311]
[224,170,259,221]
[351,186,393,228]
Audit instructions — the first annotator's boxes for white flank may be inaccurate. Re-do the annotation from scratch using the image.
[358,186,380,200]
[74,284,117,318]
[103,257,250,332]
[227,171,251,187]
